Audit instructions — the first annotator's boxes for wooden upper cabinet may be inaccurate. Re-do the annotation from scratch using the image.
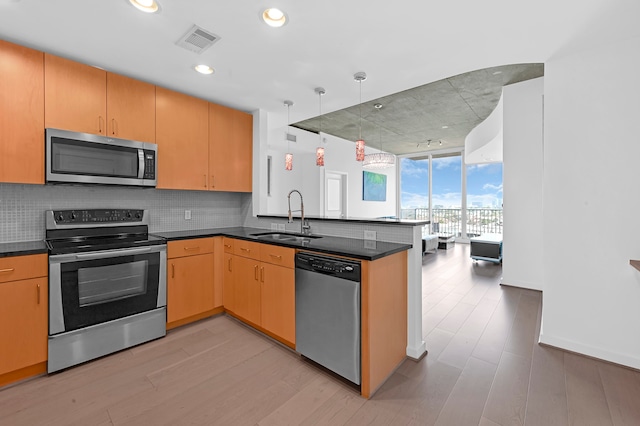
[44,53,107,135]
[45,54,156,142]
[156,87,209,190]
[106,73,155,142]
[209,103,253,192]
[0,41,44,184]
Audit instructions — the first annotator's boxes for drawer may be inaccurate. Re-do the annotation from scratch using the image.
[233,239,261,260]
[222,237,234,254]
[0,253,47,283]
[260,244,295,268]
[168,238,214,259]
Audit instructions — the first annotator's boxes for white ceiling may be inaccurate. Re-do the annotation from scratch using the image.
[0,0,636,129]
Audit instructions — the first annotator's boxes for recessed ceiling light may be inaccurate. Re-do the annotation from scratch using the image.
[129,0,160,14]
[493,71,502,75]
[262,8,287,27]
[194,64,214,75]
[442,125,449,129]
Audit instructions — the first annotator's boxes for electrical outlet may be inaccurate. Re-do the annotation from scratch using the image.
[277,223,286,231]
[364,230,377,240]
[184,210,191,220]
[271,223,278,231]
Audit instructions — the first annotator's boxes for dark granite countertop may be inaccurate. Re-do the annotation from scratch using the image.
[151,226,411,261]
[0,240,48,258]
[257,214,429,227]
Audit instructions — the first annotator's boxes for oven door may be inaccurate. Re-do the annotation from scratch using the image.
[49,245,166,335]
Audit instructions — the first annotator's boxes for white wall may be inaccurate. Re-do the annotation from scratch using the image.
[542,35,640,369]
[260,116,397,218]
[501,78,544,291]
[321,133,397,218]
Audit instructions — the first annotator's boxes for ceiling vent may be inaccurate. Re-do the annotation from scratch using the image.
[176,25,220,54]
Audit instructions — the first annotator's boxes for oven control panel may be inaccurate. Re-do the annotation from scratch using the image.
[52,209,145,224]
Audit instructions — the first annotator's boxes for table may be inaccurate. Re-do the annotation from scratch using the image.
[435,233,455,250]
[470,233,502,263]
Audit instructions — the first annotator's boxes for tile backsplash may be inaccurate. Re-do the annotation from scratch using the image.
[0,183,245,243]
[1,184,417,245]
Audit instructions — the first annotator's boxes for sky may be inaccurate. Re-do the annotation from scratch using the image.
[400,156,503,209]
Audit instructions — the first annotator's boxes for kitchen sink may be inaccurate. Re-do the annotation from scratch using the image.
[250,232,322,243]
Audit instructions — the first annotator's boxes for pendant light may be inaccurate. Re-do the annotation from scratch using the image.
[284,100,293,171]
[354,72,367,161]
[315,87,326,167]
[363,103,396,169]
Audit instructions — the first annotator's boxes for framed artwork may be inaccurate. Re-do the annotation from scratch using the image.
[362,170,387,201]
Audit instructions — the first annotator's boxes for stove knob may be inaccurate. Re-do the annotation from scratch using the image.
[57,214,64,221]
[70,212,76,220]
[126,212,132,218]
[135,212,142,219]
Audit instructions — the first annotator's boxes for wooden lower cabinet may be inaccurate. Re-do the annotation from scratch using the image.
[260,262,295,344]
[232,255,262,326]
[223,240,295,346]
[0,254,48,387]
[167,238,218,328]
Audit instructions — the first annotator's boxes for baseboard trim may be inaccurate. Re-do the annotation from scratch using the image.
[406,340,427,360]
[539,332,640,371]
[500,279,543,291]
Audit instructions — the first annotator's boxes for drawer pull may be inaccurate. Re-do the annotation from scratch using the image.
[37,284,41,304]
[241,248,251,253]
[224,244,232,248]
[183,246,200,251]
[0,268,15,273]
[269,254,282,260]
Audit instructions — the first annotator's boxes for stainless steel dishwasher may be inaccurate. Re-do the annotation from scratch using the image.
[295,252,361,385]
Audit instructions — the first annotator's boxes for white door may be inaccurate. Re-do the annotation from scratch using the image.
[324,171,347,218]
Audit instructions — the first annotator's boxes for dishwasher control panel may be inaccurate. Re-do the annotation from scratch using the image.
[295,252,361,281]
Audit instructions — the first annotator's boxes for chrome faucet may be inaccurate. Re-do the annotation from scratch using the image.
[287,189,310,235]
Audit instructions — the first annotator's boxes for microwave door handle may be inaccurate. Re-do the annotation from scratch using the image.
[75,247,152,260]
[138,150,145,179]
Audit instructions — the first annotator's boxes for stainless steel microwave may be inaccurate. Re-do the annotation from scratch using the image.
[46,128,157,187]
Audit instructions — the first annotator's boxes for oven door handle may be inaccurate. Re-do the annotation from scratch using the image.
[74,247,153,260]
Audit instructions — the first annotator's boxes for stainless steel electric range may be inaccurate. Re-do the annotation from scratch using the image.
[45,209,167,373]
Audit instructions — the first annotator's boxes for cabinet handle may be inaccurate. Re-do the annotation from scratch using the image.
[254,265,258,280]
[0,268,14,273]
[269,254,282,260]
[98,116,104,134]
[211,175,215,188]
[228,257,232,271]
[224,244,232,249]
[204,174,207,188]
[37,284,41,304]
[111,118,117,135]
[260,266,264,282]
[183,246,200,251]
[172,263,175,278]
[240,248,251,253]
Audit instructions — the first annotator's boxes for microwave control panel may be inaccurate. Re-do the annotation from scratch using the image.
[143,150,156,179]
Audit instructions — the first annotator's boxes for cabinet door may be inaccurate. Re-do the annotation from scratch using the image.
[156,87,209,190]
[106,72,156,143]
[0,41,44,184]
[167,253,215,323]
[44,53,107,134]
[223,253,236,313]
[233,255,261,325]
[0,277,48,376]
[209,103,253,192]
[260,262,295,344]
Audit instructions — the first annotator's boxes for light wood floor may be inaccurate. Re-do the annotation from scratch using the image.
[2,244,640,425]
